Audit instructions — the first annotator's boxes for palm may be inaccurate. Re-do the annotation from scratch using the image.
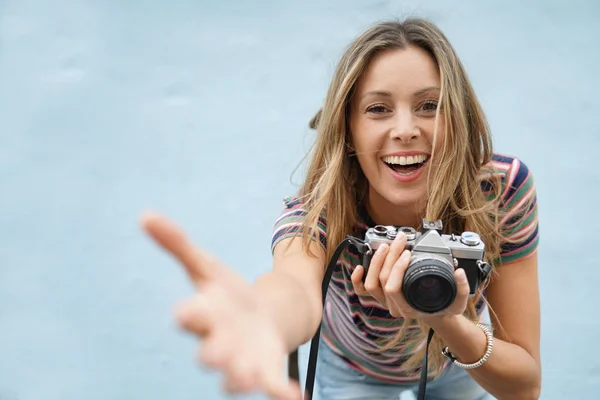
[141,213,300,399]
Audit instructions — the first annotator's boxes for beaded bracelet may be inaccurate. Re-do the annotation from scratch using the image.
[441,323,493,369]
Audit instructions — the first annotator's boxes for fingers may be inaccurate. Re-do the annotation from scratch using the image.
[353,234,408,310]
[351,265,368,296]
[363,244,389,301]
[198,326,235,369]
[223,356,258,394]
[449,268,470,315]
[379,232,407,287]
[258,352,302,400]
[204,338,301,400]
[384,249,413,318]
[352,265,386,306]
[454,268,470,297]
[175,294,214,337]
[140,212,218,284]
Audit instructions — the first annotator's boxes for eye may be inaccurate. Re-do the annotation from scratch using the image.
[419,100,438,113]
[366,104,390,114]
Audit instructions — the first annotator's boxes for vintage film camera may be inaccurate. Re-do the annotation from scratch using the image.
[361,219,492,313]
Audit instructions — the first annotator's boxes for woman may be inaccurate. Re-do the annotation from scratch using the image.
[142,18,541,400]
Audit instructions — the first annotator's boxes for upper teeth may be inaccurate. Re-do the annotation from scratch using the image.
[382,154,428,165]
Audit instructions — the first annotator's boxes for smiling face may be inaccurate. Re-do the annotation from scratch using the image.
[349,46,444,226]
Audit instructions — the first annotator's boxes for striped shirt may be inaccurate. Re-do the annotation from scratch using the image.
[271,153,539,383]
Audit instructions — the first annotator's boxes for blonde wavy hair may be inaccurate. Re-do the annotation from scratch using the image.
[295,18,508,375]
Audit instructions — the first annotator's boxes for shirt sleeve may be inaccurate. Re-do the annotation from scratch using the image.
[270,196,328,254]
[496,158,540,265]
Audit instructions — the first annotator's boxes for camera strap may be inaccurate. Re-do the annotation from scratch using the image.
[288,235,435,400]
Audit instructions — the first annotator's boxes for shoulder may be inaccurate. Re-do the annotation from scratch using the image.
[483,153,539,265]
[274,196,327,223]
[482,153,536,206]
[488,153,533,186]
[271,195,328,253]
[280,195,307,210]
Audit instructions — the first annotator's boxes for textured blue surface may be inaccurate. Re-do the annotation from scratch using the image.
[0,1,598,399]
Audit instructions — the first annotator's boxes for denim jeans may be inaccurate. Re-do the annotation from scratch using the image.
[313,340,492,400]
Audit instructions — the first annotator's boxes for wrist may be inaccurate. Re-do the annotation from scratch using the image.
[420,312,461,329]
[253,272,321,349]
[424,313,490,366]
[442,322,494,369]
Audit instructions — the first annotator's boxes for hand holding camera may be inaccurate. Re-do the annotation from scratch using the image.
[351,219,491,320]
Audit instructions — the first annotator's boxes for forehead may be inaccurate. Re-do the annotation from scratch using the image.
[355,46,440,96]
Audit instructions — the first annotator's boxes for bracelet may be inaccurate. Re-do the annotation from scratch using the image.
[441,323,493,369]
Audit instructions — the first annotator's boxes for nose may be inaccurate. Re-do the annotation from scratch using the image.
[390,111,420,143]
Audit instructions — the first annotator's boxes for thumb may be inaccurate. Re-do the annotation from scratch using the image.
[454,268,470,304]
[259,355,302,400]
[140,211,219,284]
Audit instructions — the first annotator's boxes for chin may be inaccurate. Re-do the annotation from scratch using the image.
[386,189,426,208]
[368,184,428,223]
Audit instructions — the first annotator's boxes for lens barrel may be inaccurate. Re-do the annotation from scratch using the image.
[402,258,457,313]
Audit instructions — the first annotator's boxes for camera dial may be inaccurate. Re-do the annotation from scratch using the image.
[373,225,389,237]
[460,232,481,246]
[399,227,417,241]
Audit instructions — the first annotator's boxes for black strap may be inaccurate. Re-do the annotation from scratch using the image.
[304,236,368,399]
[417,328,436,400]
[288,235,436,400]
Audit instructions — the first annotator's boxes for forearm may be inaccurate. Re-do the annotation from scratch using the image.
[253,271,323,352]
[425,314,541,400]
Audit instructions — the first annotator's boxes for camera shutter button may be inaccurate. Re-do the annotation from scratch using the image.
[460,232,481,246]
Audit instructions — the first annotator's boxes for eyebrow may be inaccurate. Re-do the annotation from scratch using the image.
[414,86,441,96]
[360,86,441,101]
[361,90,392,100]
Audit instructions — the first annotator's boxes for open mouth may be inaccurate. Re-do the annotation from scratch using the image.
[382,154,429,174]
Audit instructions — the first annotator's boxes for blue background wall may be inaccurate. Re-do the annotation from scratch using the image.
[1,1,598,399]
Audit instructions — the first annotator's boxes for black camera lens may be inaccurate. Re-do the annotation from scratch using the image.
[416,277,442,299]
[402,258,456,313]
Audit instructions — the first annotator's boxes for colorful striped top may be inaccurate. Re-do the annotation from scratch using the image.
[271,153,539,383]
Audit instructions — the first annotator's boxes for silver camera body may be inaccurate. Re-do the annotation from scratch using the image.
[361,219,491,313]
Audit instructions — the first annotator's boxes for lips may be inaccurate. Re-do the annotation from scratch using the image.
[381,153,430,183]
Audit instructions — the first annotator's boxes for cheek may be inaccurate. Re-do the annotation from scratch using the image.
[351,121,384,154]
[429,118,446,150]
[353,146,378,174]
[351,132,381,176]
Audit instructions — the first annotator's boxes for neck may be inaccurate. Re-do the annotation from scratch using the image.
[365,190,426,228]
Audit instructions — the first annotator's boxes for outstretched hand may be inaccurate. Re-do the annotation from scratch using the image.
[141,212,301,400]
[350,231,470,322]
